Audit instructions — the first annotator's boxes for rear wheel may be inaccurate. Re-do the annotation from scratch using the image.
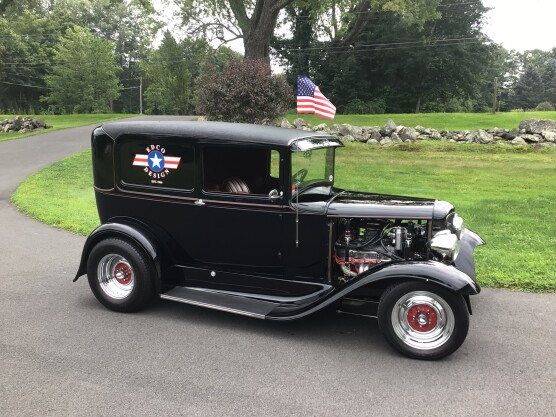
[87,238,156,312]
[378,281,469,360]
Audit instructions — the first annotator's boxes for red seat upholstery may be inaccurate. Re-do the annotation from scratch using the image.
[222,177,251,194]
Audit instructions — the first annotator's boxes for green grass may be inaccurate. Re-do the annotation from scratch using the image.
[12,141,556,292]
[287,111,556,131]
[0,114,133,142]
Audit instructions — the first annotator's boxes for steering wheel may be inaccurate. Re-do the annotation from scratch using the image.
[292,168,308,183]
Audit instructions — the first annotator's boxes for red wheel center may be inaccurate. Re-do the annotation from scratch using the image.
[407,304,438,332]
[113,262,132,285]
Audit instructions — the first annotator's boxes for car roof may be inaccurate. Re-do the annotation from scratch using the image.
[100,121,338,147]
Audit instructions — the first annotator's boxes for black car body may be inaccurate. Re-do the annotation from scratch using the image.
[75,121,484,359]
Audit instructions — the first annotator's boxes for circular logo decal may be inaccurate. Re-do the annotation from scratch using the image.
[148,150,165,173]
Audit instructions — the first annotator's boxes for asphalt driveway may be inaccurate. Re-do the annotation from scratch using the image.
[1,117,555,417]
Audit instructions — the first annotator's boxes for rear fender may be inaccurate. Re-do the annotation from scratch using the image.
[73,221,163,293]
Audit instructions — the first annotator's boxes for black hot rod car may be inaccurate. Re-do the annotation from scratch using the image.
[74,121,484,359]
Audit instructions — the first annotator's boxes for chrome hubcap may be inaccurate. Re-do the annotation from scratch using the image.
[97,254,135,299]
[391,291,454,350]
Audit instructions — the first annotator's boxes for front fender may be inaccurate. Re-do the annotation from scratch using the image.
[454,228,485,280]
[267,261,478,321]
[73,221,162,291]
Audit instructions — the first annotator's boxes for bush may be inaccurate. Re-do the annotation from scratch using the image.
[342,98,386,114]
[196,58,292,123]
[534,101,555,111]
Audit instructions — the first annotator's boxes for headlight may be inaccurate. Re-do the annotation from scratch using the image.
[429,230,460,262]
[447,212,465,239]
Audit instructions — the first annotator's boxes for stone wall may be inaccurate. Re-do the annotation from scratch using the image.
[278,118,556,148]
[1,116,51,134]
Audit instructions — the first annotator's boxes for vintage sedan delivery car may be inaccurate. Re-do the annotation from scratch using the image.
[75,121,484,359]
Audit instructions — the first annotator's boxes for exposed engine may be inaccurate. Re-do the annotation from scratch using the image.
[334,218,429,282]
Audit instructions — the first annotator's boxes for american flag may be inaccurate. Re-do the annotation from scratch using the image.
[296,75,336,120]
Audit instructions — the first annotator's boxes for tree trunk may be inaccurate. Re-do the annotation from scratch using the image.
[415,95,422,113]
[241,2,283,62]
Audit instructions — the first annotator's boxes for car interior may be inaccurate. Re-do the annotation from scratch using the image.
[202,146,280,195]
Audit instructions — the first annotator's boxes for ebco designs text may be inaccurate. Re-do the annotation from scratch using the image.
[132,145,181,184]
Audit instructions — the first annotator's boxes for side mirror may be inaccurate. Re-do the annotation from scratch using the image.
[269,189,282,201]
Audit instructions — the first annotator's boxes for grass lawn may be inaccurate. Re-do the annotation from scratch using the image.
[0,114,134,143]
[11,141,556,293]
[287,111,556,131]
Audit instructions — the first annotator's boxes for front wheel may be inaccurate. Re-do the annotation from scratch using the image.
[87,238,156,312]
[378,281,469,360]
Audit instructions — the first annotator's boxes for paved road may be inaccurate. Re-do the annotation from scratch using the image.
[1,118,555,417]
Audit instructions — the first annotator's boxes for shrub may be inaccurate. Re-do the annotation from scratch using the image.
[342,98,386,114]
[196,58,292,123]
[534,101,555,111]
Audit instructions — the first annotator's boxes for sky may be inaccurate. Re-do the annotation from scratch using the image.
[481,0,556,51]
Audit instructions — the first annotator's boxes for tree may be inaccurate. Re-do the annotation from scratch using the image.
[177,0,441,61]
[42,26,121,113]
[142,32,239,114]
[510,67,544,110]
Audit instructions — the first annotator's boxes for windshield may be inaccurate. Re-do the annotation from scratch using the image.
[291,147,335,190]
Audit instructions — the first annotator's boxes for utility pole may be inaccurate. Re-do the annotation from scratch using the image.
[492,77,498,114]
[139,77,143,115]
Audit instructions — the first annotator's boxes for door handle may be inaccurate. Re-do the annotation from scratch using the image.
[194,199,205,206]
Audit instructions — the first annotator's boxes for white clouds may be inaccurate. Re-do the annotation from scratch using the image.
[482,0,556,51]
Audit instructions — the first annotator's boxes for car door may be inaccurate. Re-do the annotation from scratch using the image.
[186,143,286,276]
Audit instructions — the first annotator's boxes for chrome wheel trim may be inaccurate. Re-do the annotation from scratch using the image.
[97,254,135,300]
[391,291,454,351]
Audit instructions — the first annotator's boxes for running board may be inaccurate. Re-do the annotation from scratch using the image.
[160,287,280,319]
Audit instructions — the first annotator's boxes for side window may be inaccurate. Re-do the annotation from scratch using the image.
[118,135,195,192]
[203,145,281,196]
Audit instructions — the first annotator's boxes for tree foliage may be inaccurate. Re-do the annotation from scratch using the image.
[196,58,292,123]
[142,32,238,114]
[42,26,121,113]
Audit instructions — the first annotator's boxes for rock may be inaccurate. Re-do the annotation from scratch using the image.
[395,125,405,133]
[511,137,527,146]
[293,118,308,128]
[399,127,419,141]
[312,123,328,132]
[34,119,47,128]
[431,130,442,140]
[521,134,542,143]
[519,119,556,134]
[3,125,12,133]
[366,139,379,145]
[342,134,356,142]
[415,125,426,134]
[380,137,394,147]
[505,129,519,140]
[369,128,382,141]
[337,124,362,138]
[280,118,293,129]
[380,119,397,136]
[540,142,556,147]
[448,139,457,143]
[301,126,312,131]
[475,129,494,144]
[391,132,402,143]
[493,128,507,137]
[543,131,556,142]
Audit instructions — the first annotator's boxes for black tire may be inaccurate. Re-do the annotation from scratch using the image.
[377,281,469,360]
[87,237,156,313]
